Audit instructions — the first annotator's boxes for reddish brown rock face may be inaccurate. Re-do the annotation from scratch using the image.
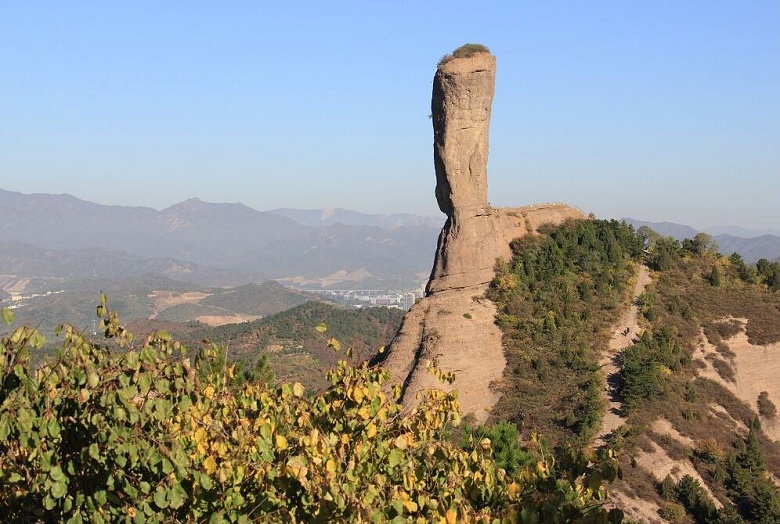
[427,51,509,294]
[382,46,585,422]
[431,52,496,217]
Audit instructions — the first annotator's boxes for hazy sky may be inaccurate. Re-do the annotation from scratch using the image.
[2,2,778,230]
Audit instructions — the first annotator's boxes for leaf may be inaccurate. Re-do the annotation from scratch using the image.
[292,383,305,398]
[608,509,624,524]
[194,428,208,447]
[203,385,215,399]
[445,508,458,524]
[137,373,151,395]
[168,482,187,509]
[200,472,213,490]
[388,448,404,468]
[0,417,10,441]
[203,455,217,475]
[94,490,107,505]
[259,423,272,440]
[50,481,67,499]
[328,337,341,351]
[353,386,365,403]
[154,488,168,509]
[47,417,61,438]
[29,330,46,349]
[87,372,100,389]
[315,323,327,333]
[1,307,13,325]
[50,465,66,482]
[402,499,418,512]
[586,471,603,491]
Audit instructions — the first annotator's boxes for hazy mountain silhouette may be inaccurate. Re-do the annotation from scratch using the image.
[624,217,780,262]
[0,241,265,287]
[0,189,438,287]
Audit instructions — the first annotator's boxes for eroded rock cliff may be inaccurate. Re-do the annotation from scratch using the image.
[383,45,584,421]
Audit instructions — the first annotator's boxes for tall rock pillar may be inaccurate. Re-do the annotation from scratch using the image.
[432,50,495,217]
[382,45,584,421]
[427,49,508,294]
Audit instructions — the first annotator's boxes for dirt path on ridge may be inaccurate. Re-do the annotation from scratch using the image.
[594,264,651,448]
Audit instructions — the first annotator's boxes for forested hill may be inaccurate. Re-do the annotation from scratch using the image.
[182,301,405,390]
[487,219,645,445]
[487,218,780,523]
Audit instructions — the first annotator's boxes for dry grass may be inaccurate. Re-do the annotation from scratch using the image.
[438,43,491,66]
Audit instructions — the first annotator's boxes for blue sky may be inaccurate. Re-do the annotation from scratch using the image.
[2,1,778,230]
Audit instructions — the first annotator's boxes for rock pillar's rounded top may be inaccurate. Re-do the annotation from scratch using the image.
[437,45,496,75]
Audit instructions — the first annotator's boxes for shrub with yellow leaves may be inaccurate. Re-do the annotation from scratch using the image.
[0,298,623,522]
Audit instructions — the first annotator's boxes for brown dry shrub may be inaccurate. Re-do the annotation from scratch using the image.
[758,391,777,419]
[710,358,736,383]
[715,318,742,339]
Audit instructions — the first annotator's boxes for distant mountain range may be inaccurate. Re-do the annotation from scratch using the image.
[623,218,780,262]
[2,188,777,290]
[0,189,441,288]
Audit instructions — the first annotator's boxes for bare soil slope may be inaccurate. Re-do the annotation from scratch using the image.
[694,318,780,442]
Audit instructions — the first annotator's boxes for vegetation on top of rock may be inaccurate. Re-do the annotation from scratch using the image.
[438,43,491,66]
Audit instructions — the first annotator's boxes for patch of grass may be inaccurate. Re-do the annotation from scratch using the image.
[715,318,742,339]
[702,322,736,357]
[711,358,736,383]
[438,43,491,66]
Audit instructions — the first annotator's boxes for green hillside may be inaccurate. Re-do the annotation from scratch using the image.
[488,219,780,522]
[611,235,780,522]
[198,281,312,316]
[186,301,405,390]
[488,219,644,445]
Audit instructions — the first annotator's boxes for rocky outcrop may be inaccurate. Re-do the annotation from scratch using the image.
[383,46,585,421]
[428,48,500,293]
[432,50,494,216]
